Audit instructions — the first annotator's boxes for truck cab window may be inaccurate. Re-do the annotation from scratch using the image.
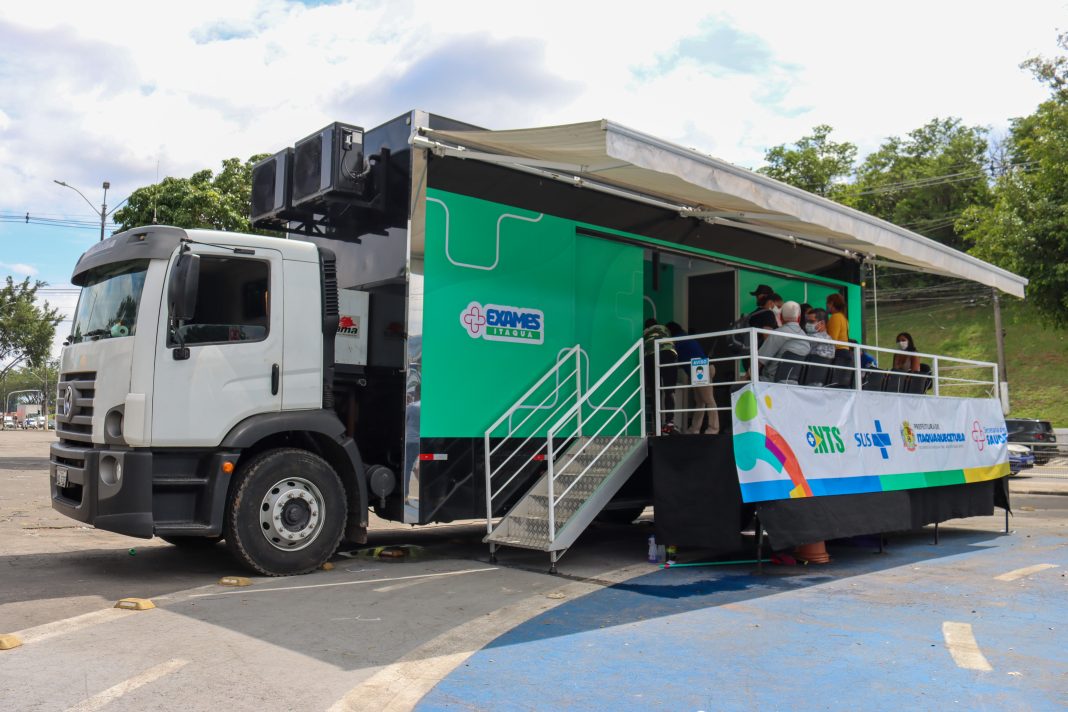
[70,260,149,343]
[172,256,270,345]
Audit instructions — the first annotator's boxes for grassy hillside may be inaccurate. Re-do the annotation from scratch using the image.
[864,299,1068,426]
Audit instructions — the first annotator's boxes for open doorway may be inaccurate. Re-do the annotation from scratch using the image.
[643,251,737,434]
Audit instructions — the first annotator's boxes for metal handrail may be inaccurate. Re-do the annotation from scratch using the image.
[484,346,582,535]
[487,367,578,460]
[553,394,643,506]
[484,345,581,436]
[651,326,999,435]
[541,339,644,543]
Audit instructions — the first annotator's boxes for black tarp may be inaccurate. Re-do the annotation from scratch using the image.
[650,435,1009,551]
[651,435,744,552]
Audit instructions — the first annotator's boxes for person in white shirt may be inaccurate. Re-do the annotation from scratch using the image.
[758,301,810,379]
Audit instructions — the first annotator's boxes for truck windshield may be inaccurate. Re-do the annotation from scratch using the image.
[70,260,150,344]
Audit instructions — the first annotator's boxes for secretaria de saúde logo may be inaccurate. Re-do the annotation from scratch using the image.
[900,421,917,452]
[460,301,544,344]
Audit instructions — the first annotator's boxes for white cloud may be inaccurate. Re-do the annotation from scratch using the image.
[0,261,39,276]
[0,0,1063,222]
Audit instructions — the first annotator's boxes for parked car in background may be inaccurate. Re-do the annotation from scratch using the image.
[2,416,14,429]
[1007,443,1036,475]
[1006,418,1057,464]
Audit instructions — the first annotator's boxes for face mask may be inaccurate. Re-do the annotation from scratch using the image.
[804,323,817,334]
[897,340,909,349]
[771,306,781,316]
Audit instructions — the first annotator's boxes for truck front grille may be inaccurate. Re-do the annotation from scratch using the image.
[56,371,96,444]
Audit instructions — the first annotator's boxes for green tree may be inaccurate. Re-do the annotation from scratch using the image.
[758,125,857,199]
[0,277,63,380]
[2,361,59,408]
[851,118,992,251]
[113,155,269,233]
[960,32,1068,325]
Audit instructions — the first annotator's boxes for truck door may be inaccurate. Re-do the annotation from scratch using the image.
[152,247,284,446]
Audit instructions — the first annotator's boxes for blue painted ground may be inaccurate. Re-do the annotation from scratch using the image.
[418,529,1068,711]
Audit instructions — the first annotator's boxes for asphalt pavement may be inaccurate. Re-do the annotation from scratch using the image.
[1,430,1066,711]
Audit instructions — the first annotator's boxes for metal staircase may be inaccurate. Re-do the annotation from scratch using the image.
[483,340,646,572]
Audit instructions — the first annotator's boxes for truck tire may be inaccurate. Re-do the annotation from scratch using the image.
[225,448,347,576]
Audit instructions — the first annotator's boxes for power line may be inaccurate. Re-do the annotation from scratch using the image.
[851,160,1036,197]
[0,217,120,232]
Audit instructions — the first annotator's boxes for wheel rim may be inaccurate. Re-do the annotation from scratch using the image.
[259,477,325,552]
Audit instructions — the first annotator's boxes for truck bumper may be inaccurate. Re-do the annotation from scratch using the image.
[50,441,155,538]
[50,441,238,539]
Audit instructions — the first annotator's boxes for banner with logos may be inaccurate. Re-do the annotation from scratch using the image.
[731,382,1009,503]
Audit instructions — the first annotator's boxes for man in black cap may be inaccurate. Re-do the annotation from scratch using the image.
[748,284,778,333]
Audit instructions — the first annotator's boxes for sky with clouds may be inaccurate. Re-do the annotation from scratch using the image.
[0,0,1064,353]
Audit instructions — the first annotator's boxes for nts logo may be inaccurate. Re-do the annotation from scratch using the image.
[805,425,845,454]
[460,302,544,345]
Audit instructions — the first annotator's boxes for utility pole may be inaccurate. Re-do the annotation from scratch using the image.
[53,179,125,241]
[99,181,110,241]
[992,288,1008,413]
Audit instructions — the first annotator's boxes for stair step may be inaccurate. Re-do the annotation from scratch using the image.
[486,535,552,551]
[552,472,609,490]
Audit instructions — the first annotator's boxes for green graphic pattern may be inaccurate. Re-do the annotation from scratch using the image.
[421,189,643,438]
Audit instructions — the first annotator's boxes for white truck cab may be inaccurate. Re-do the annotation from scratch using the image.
[51,226,368,575]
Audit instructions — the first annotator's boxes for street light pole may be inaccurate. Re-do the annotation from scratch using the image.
[53,179,123,241]
[100,181,110,241]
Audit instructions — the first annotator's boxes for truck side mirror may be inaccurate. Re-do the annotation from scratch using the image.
[168,252,200,321]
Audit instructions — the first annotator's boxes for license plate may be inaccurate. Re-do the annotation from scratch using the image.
[55,467,68,487]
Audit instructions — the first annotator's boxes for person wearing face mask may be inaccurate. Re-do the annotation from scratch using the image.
[769,293,784,326]
[804,308,836,360]
[746,285,779,335]
[892,332,921,372]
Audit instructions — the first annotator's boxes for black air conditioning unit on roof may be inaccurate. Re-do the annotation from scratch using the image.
[250,147,293,225]
[292,122,366,207]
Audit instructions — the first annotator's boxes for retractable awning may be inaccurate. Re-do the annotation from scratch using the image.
[416,119,1027,298]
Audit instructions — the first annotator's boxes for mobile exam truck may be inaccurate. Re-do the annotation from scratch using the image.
[50,111,1025,575]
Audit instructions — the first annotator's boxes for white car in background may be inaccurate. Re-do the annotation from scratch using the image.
[3,416,15,429]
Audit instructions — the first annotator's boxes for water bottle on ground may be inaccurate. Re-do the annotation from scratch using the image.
[647,535,658,563]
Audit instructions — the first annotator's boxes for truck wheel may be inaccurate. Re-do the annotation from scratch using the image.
[225,448,346,576]
[160,535,222,547]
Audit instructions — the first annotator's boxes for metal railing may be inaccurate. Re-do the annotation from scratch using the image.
[652,326,999,435]
[483,346,583,535]
[542,339,644,543]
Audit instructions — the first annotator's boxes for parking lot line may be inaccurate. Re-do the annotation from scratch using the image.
[187,566,498,598]
[64,658,189,712]
[15,608,136,646]
[328,577,598,712]
[993,563,1058,581]
[942,622,992,671]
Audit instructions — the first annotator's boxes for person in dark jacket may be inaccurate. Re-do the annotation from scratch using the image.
[747,285,778,333]
[667,322,719,434]
[643,319,679,433]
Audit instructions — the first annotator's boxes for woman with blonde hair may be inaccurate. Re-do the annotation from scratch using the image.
[825,293,849,350]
